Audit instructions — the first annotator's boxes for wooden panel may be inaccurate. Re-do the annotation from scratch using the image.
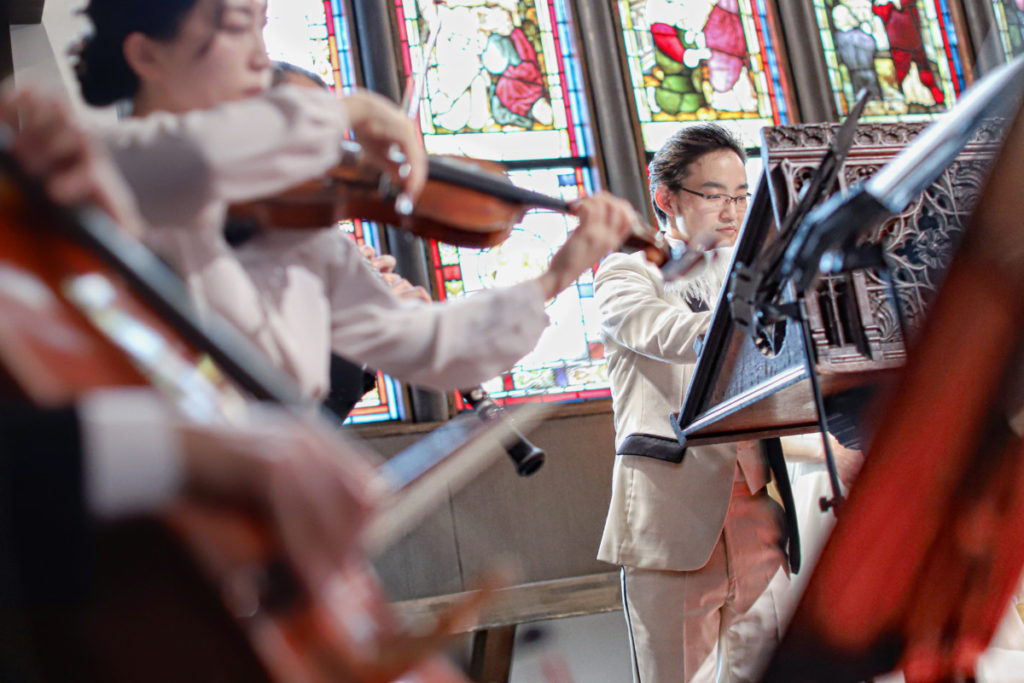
[365,409,617,607]
[393,572,622,634]
[681,120,1000,445]
[687,370,897,445]
[367,429,464,601]
[448,411,615,584]
[764,121,999,372]
[468,626,516,682]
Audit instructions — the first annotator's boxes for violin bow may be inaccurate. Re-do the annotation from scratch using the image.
[386,14,442,215]
[401,13,442,119]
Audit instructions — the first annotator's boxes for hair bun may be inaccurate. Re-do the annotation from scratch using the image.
[73,26,139,106]
[73,0,200,106]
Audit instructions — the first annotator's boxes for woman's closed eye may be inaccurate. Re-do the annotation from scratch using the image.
[220,4,263,33]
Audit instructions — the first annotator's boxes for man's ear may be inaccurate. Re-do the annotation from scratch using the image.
[653,184,678,218]
[122,33,164,86]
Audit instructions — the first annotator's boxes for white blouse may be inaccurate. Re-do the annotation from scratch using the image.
[100,86,548,399]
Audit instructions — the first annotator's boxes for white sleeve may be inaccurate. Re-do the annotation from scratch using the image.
[594,252,710,364]
[325,235,550,390]
[79,389,184,519]
[100,86,348,229]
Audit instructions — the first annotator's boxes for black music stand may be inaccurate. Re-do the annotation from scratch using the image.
[671,93,871,514]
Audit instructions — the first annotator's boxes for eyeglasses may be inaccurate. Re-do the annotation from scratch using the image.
[679,186,751,209]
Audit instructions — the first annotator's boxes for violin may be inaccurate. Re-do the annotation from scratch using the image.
[0,146,496,681]
[228,140,675,267]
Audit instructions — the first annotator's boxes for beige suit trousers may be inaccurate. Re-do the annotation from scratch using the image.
[621,481,788,682]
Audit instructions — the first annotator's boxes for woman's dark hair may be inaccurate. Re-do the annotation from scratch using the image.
[272,61,331,90]
[74,0,206,106]
[648,123,746,228]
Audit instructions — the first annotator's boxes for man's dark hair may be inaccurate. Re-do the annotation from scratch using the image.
[648,123,746,228]
[272,61,331,90]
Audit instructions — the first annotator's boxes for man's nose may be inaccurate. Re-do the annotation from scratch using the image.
[720,198,739,220]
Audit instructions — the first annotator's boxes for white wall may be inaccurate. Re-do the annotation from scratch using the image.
[10,0,116,126]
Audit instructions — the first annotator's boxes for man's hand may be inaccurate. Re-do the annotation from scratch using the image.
[780,432,864,491]
[832,441,864,491]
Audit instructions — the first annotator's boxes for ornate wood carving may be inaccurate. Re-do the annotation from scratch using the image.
[764,120,1000,373]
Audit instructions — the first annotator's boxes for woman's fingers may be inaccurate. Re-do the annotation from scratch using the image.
[372,253,397,274]
[343,89,427,204]
[538,192,638,299]
[0,87,144,234]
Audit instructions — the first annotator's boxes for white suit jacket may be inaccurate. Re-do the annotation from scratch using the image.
[594,250,769,571]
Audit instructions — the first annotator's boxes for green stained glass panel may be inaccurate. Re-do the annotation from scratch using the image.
[616,0,792,150]
[992,0,1024,61]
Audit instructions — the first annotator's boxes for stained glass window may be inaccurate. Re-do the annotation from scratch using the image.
[991,0,1024,61]
[265,0,358,92]
[811,0,965,121]
[395,0,609,407]
[265,3,406,423]
[430,168,610,407]
[395,0,589,160]
[616,0,793,151]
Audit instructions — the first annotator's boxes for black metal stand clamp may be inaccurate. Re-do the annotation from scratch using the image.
[461,387,546,476]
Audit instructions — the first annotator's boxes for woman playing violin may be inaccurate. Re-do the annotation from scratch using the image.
[75,0,639,400]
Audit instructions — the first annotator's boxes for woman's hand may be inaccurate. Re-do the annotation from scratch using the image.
[536,192,636,300]
[0,87,144,236]
[342,89,427,209]
[359,243,431,303]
